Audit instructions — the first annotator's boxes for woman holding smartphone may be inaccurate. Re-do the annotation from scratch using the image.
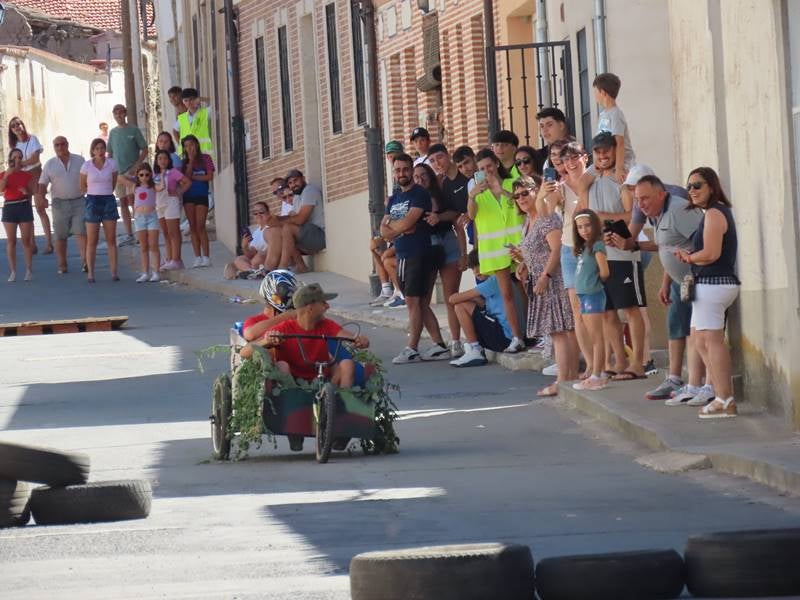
[1,148,36,281]
[467,148,525,352]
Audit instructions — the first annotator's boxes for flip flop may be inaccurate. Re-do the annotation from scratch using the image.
[602,370,617,378]
[536,384,559,397]
[612,371,647,381]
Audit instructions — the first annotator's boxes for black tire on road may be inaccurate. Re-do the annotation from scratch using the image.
[0,441,89,487]
[535,548,685,600]
[685,528,800,598]
[0,480,31,528]
[315,383,336,464]
[30,479,152,525]
[211,373,232,460]
[350,542,535,600]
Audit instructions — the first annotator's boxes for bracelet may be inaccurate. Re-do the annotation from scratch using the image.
[631,241,640,252]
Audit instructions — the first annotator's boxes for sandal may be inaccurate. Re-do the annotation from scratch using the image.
[699,397,737,419]
[602,370,617,378]
[612,370,647,381]
[43,244,54,255]
[536,383,559,398]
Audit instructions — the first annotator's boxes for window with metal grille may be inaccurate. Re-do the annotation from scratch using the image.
[577,28,592,153]
[325,3,342,134]
[350,2,367,125]
[277,25,293,151]
[255,36,270,159]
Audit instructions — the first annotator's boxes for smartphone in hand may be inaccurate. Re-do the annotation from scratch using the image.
[474,171,486,184]
[543,167,558,182]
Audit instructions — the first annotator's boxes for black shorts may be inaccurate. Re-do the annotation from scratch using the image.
[604,260,646,310]
[183,194,209,207]
[472,307,511,352]
[1,200,34,224]
[398,251,435,297]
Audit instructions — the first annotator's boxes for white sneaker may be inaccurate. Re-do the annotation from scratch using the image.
[392,346,421,364]
[687,384,716,406]
[369,292,392,306]
[503,337,525,353]
[665,385,699,406]
[421,343,451,361]
[201,256,212,267]
[542,363,558,376]
[450,345,486,367]
[449,340,464,358]
[119,234,136,247]
[136,272,149,283]
[191,256,203,268]
[149,271,160,282]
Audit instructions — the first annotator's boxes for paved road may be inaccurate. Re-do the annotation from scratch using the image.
[1,243,799,599]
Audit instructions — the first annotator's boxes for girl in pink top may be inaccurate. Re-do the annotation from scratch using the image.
[153,149,191,270]
[132,163,161,282]
[79,138,119,283]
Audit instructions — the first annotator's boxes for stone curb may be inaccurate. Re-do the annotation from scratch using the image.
[559,383,800,496]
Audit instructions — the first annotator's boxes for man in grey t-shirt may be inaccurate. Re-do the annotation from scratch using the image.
[267,169,325,272]
[583,132,647,380]
[612,175,707,404]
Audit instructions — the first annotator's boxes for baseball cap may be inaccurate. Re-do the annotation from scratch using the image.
[591,131,616,149]
[285,168,304,180]
[384,140,404,154]
[274,183,289,195]
[410,127,430,141]
[292,283,338,308]
[624,164,656,186]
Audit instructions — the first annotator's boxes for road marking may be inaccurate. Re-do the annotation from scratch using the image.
[398,403,529,420]
[22,350,182,361]
[258,486,446,506]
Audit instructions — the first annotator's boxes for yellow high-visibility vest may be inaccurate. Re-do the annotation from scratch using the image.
[177,107,213,157]
[474,177,523,273]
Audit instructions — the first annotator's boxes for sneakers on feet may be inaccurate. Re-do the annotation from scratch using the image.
[421,343,451,361]
[23,271,32,282]
[119,234,136,247]
[687,384,716,406]
[136,272,149,283]
[384,296,406,309]
[646,377,684,400]
[200,256,212,267]
[643,359,658,376]
[503,337,525,353]
[450,345,487,367]
[369,292,393,306]
[149,272,160,282]
[665,384,700,406]
[542,363,559,376]
[449,340,464,359]
[392,346,421,364]
[191,256,203,269]
[699,397,738,419]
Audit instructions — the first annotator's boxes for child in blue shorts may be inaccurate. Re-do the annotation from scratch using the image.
[572,209,609,391]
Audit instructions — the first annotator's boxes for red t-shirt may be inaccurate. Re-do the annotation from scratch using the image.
[1,171,32,201]
[243,312,269,335]
[271,318,343,381]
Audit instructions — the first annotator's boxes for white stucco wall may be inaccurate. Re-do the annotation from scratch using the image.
[0,48,126,160]
[315,190,373,283]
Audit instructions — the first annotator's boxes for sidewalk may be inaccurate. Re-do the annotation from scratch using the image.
[152,240,800,496]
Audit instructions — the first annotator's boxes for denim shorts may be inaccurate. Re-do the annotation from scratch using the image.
[134,211,159,232]
[431,229,460,266]
[579,290,607,314]
[640,250,653,271]
[84,194,119,224]
[667,280,692,339]
[561,245,578,289]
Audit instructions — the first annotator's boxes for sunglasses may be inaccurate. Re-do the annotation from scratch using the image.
[562,154,583,162]
[686,181,706,191]
[512,189,533,200]
[515,157,532,166]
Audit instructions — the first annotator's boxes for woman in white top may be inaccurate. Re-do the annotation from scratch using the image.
[224,201,283,279]
[8,117,52,254]
[79,138,120,283]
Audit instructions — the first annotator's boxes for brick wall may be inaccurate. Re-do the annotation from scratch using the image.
[375,0,494,154]
[237,0,369,219]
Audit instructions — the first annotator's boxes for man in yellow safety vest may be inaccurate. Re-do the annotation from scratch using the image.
[175,88,213,159]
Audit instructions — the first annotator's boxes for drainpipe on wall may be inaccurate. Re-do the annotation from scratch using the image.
[535,0,551,108]
[359,0,387,296]
[121,0,138,125]
[484,0,498,139]
[223,0,249,255]
[593,0,607,74]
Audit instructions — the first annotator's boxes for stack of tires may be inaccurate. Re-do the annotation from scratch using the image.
[0,441,152,527]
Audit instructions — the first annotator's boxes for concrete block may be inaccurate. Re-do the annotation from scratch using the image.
[635,451,711,473]
[17,325,43,336]
[51,324,80,334]
[85,321,112,332]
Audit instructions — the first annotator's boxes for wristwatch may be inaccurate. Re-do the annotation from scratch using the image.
[631,241,641,252]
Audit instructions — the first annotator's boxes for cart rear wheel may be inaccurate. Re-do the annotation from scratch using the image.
[315,383,336,464]
[211,374,232,460]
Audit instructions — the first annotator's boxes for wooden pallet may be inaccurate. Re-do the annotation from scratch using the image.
[0,316,128,337]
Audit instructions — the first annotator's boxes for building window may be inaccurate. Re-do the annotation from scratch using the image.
[41,66,45,99]
[576,28,592,153]
[325,3,343,134]
[351,2,367,125]
[15,63,21,100]
[29,62,35,96]
[277,25,293,151]
[255,36,270,159]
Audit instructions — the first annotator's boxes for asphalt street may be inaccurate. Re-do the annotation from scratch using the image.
[1,241,800,599]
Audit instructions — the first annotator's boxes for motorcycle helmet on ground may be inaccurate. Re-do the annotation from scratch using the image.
[258,270,299,312]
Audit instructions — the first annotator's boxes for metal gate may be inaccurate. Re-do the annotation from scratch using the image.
[486,41,575,146]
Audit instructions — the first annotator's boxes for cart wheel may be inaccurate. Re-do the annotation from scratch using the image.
[315,383,336,464]
[211,374,232,460]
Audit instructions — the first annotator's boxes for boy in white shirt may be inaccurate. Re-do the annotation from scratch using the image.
[593,72,636,183]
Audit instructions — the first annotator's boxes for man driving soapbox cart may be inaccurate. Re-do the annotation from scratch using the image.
[210,271,392,463]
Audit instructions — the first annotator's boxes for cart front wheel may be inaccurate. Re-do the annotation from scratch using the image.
[315,383,336,464]
[211,374,232,460]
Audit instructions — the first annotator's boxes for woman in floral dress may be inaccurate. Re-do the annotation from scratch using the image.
[510,176,577,396]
